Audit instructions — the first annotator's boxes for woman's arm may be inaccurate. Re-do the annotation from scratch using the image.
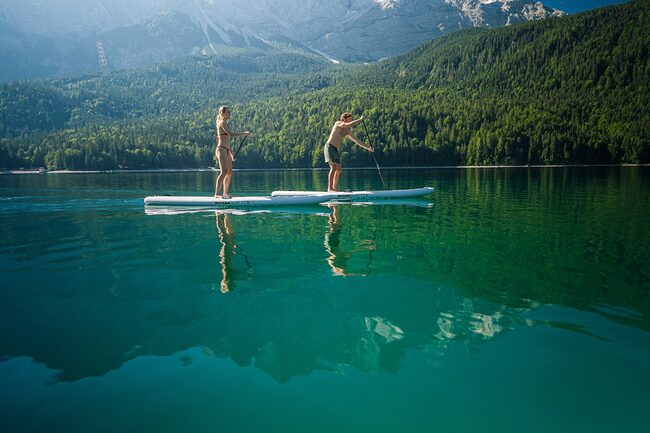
[220,121,250,137]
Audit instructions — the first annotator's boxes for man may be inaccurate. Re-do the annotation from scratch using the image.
[324,112,374,192]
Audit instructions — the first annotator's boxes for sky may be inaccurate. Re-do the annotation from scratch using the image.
[542,0,629,14]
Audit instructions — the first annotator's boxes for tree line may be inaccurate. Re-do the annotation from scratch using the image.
[1,0,648,170]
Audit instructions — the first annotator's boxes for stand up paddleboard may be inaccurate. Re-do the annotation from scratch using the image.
[271,186,434,201]
[145,187,433,207]
[144,194,334,207]
[145,206,332,216]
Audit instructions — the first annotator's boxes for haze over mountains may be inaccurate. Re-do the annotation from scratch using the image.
[1,0,647,170]
[0,0,573,81]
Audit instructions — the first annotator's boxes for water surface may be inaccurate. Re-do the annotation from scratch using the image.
[1,167,648,432]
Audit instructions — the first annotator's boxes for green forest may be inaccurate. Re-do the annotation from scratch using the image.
[1,0,649,170]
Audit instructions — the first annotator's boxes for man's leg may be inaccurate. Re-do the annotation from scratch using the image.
[333,163,342,192]
[328,162,336,192]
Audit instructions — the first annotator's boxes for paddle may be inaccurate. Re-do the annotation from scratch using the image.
[362,119,386,189]
[233,135,248,160]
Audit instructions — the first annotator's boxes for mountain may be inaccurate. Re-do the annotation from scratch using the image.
[1,0,647,170]
[0,17,99,81]
[0,0,566,81]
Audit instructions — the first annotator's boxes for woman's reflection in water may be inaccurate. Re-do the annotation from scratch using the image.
[324,204,376,276]
[215,211,252,293]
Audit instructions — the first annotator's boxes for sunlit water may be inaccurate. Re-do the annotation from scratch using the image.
[1,167,649,433]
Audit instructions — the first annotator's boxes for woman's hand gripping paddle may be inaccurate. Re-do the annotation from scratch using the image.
[232,135,248,162]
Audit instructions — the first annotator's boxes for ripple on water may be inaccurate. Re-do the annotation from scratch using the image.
[0,197,143,214]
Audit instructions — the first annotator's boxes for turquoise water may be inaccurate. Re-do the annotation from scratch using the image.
[1,167,649,433]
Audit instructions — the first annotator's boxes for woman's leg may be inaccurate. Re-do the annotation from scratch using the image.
[215,173,224,197]
[223,168,233,197]
[215,148,229,197]
[220,151,234,198]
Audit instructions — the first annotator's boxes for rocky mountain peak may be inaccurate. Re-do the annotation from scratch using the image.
[374,0,401,9]
[0,0,567,80]
[445,0,565,27]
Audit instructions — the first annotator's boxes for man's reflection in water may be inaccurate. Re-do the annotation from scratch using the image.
[324,204,376,276]
[215,211,247,293]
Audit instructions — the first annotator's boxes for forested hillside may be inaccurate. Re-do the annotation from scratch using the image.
[1,0,648,170]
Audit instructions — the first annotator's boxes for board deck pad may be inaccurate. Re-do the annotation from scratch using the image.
[271,187,434,200]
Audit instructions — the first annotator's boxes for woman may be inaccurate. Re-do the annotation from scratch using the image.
[324,112,373,192]
[215,105,251,198]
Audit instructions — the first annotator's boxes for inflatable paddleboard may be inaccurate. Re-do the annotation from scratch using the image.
[144,194,333,207]
[320,198,434,208]
[271,186,434,201]
[145,206,331,216]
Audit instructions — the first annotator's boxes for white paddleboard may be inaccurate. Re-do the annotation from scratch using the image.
[271,187,434,200]
[144,194,333,207]
[145,206,331,216]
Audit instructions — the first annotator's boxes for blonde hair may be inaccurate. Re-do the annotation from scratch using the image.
[217,105,231,122]
[340,112,353,121]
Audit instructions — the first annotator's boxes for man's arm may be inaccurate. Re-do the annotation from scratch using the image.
[340,115,365,128]
[347,133,374,151]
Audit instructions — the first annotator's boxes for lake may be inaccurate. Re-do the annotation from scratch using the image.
[1,167,649,433]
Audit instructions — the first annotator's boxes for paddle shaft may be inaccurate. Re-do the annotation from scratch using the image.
[362,119,386,189]
[233,135,248,159]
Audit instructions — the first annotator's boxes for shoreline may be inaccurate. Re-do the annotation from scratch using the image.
[1,164,648,175]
